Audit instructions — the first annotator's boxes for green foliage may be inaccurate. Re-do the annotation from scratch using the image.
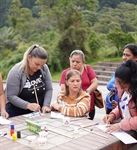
[92,2,137,34]
[99,45,118,58]
[8,0,33,39]
[0,0,12,28]
[1,0,137,78]
[31,5,41,17]
[51,71,62,81]
[0,27,13,42]
[98,0,137,9]
[98,0,122,9]
[88,31,102,59]
[0,52,23,79]
[125,0,137,4]
[107,28,135,56]
[0,26,17,51]
[36,0,97,32]
[116,2,137,32]
[58,26,89,68]
[35,0,98,69]
[0,42,32,79]
[40,29,62,72]
[20,0,36,9]
[92,11,122,33]
[8,0,22,28]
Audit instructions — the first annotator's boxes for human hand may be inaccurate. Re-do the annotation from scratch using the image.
[1,109,9,119]
[103,114,115,124]
[50,103,60,111]
[42,106,51,113]
[27,103,41,112]
[106,123,121,133]
[57,93,64,101]
[112,100,118,110]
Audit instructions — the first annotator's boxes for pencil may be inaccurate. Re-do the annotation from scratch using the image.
[33,85,41,114]
[33,85,39,105]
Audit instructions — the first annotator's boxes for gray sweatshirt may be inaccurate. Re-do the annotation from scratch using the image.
[5,63,53,109]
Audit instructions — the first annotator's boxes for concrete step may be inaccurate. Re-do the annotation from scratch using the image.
[98,61,121,67]
[93,61,121,86]
[98,80,108,86]
[92,66,117,72]
[94,70,114,76]
[97,75,111,82]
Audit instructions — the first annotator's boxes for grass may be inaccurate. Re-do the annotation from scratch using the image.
[102,57,121,62]
[51,72,62,81]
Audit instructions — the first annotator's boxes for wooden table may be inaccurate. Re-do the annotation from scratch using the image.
[0,113,137,150]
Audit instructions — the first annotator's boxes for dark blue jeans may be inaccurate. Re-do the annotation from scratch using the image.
[6,103,32,118]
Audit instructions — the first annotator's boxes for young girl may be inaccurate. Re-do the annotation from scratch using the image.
[51,69,90,117]
[103,60,137,132]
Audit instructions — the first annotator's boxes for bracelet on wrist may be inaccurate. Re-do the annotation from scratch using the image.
[86,89,90,94]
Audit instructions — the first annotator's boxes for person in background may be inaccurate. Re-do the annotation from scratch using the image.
[105,44,137,114]
[5,44,53,117]
[103,60,137,132]
[50,69,90,117]
[0,73,9,118]
[60,50,98,119]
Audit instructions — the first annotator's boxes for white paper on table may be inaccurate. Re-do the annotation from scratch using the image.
[0,116,12,125]
[111,130,137,144]
[50,111,64,119]
[96,124,137,144]
[22,112,44,118]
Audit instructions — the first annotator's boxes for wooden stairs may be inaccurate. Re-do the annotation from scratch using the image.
[92,61,121,85]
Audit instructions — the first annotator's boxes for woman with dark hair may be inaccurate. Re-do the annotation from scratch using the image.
[103,60,137,132]
[60,50,98,119]
[51,69,90,117]
[105,44,137,114]
[5,44,53,117]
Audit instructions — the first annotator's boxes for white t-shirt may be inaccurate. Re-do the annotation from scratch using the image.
[119,91,131,119]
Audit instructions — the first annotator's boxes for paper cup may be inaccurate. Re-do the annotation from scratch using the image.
[38,131,48,138]
[62,117,70,126]
[37,137,47,149]
[26,135,36,146]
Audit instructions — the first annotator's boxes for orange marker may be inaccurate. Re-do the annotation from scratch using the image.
[10,129,14,136]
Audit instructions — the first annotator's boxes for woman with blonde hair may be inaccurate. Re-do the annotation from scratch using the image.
[6,44,53,117]
[51,69,90,117]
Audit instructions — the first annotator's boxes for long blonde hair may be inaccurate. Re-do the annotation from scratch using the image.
[20,44,48,78]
